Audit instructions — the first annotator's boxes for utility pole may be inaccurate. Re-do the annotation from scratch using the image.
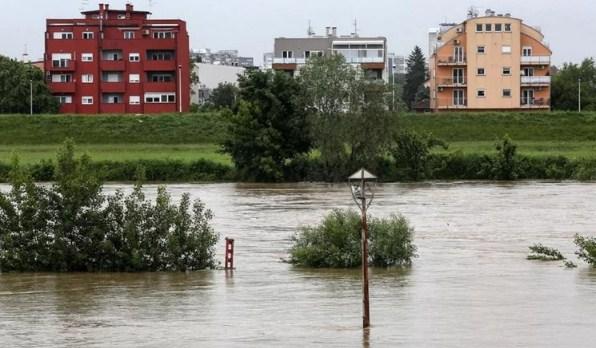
[579,77,582,113]
[23,46,33,115]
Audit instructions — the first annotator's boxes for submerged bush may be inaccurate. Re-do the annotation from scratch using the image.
[0,140,219,272]
[289,209,417,268]
[527,244,565,261]
[574,234,596,266]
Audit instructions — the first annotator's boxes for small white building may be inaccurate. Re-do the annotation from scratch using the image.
[191,63,246,105]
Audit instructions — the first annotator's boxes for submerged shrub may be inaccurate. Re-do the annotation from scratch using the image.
[289,209,417,268]
[0,140,219,272]
[574,234,596,266]
[527,244,565,261]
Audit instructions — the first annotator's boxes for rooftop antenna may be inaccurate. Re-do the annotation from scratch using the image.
[467,6,479,18]
[352,18,359,37]
[307,20,315,37]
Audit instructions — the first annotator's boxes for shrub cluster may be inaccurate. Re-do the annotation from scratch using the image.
[288,209,417,268]
[0,141,219,272]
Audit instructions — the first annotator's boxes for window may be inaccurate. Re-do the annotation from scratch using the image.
[123,31,135,39]
[56,95,72,104]
[453,89,465,106]
[523,67,535,76]
[502,67,512,76]
[477,68,486,76]
[522,47,533,57]
[51,74,72,83]
[144,93,176,103]
[495,24,503,32]
[149,73,174,82]
[485,24,492,32]
[477,89,486,98]
[81,53,93,62]
[153,31,174,39]
[102,72,123,82]
[502,45,512,54]
[476,24,483,32]
[129,74,140,83]
[504,23,512,32]
[82,74,94,83]
[82,96,94,105]
[82,32,94,40]
[502,89,512,98]
[129,53,140,62]
[118,14,126,19]
[148,51,174,61]
[477,46,486,54]
[282,50,293,59]
[129,96,141,105]
[102,94,123,104]
[102,50,123,61]
[53,32,73,39]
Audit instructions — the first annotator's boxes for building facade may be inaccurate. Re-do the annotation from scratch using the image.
[191,63,245,105]
[429,10,552,111]
[45,3,190,114]
[272,27,388,81]
[191,49,255,68]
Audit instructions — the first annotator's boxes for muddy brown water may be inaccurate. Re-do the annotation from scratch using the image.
[1,182,596,347]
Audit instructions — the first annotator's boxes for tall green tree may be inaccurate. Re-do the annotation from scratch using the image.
[552,58,596,111]
[0,55,59,113]
[206,82,239,110]
[402,46,427,111]
[222,70,311,181]
[299,55,395,179]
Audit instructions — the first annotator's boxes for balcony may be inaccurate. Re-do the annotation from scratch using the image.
[100,103,126,113]
[272,58,306,64]
[521,56,551,65]
[145,81,177,92]
[437,56,467,66]
[101,81,126,93]
[437,98,467,109]
[49,60,76,71]
[144,59,177,71]
[521,76,551,86]
[437,77,467,87]
[101,60,125,71]
[48,82,76,93]
[521,97,550,108]
[345,57,385,64]
[146,39,178,50]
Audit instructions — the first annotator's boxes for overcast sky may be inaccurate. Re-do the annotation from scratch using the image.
[1,0,594,65]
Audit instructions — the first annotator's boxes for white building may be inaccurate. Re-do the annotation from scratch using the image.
[192,63,246,105]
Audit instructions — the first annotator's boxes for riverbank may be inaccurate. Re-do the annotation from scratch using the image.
[2,111,596,182]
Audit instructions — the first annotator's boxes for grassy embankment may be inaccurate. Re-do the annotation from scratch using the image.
[2,111,596,181]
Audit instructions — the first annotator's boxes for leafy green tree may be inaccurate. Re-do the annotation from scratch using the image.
[552,58,596,111]
[574,234,596,266]
[299,55,395,180]
[0,55,59,113]
[392,131,447,180]
[222,70,311,181]
[402,46,427,111]
[207,82,239,110]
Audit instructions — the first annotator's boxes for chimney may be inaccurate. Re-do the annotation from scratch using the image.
[325,27,331,36]
[105,4,109,11]
[126,3,133,13]
[331,27,337,37]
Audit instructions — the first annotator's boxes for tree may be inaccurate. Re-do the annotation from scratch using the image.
[402,46,427,111]
[552,58,596,111]
[206,82,239,110]
[392,131,447,181]
[222,70,311,181]
[299,55,395,180]
[0,55,59,113]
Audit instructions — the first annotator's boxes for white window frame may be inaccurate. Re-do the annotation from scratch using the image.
[53,32,73,39]
[81,53,94,62]
[522,47,533,57]
[56,95,73,104]
[129,96,141,105]
[502,45,512,54]
[82,32,94,40]
[502,67,512,76]
[476,89,486,98]
[477,68,486,76]
[123,31,135,40]
[82,74,94,83]
[144,92,176,104]
[129,74,140,83]
[129,53,140,62]
[504,23,512,32]
[282,50,293,59]
[495,24,503,32]
[485,24,492,32]
[476,24,483,32]
[477,46,486,54]
[82,96,94,105]
[502,89,512,98]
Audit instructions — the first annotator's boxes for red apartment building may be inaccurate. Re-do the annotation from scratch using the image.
[45,3,190,114]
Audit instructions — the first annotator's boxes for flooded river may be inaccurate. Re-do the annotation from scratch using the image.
[1,182,596,347]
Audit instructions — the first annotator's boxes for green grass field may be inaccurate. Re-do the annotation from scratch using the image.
[2,111,596,166]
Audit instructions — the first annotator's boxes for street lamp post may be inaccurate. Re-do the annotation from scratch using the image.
[349,168,377,329]
[579,77,582,113]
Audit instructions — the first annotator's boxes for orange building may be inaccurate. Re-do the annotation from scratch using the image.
[429,10,552,111]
